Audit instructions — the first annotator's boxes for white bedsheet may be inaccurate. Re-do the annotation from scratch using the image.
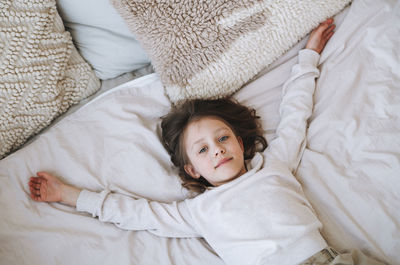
[297,0,400,263]
[0,0,399,264]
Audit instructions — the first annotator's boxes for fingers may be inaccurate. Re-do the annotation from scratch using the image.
[30,188,41,201]
[29,178,41,198]
[323,24,335,42]
[30,176,43,184]
[29,182,42,190]
[324,30,334,42]
[29,185,42,201]
[319,18,333,27]
[316,19,335,46]
[29,176,46,201]
[323,24,335,36]
[315,20,335,35]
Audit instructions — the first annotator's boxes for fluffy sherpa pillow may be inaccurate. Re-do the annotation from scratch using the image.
[0,0,100,159]
[110,0,351,104]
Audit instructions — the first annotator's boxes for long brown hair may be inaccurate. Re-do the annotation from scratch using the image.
[161,98,267,193]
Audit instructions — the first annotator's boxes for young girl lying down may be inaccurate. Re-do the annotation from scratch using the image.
[28,19,383,265]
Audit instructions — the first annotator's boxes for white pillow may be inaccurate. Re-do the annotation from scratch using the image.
[56,0,150,80]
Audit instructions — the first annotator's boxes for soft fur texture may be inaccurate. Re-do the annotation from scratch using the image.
[111,0,351,104]
[0,0,100,159]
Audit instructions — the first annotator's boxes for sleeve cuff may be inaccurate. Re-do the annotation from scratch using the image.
[76,189,109,217]
[298,49,320,67]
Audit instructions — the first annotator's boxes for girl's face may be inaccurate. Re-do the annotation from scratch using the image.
[183,116,247,186]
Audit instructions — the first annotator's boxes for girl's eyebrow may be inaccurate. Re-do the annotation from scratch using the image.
[214,127,230,134]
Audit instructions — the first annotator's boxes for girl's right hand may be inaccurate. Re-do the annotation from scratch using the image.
[29,172,81,207]
[29,172,63,202]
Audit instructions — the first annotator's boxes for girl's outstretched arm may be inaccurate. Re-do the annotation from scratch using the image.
[29,172,81,207]
[29,173,199,237]
[264,19,335,171]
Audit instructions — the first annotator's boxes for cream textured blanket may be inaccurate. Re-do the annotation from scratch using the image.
[0,0,100,159]
[111,0,351,103]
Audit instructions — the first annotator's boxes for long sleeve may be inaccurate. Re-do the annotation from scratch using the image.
[76,189,200,238]
[264,49,320,173]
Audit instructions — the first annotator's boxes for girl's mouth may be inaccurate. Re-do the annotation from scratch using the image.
[215,157,232,168]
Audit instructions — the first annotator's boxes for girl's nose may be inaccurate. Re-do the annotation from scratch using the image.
[214,145,225,156]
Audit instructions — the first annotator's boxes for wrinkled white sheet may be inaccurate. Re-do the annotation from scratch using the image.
[0,0,399,264]
[296,0,400,263]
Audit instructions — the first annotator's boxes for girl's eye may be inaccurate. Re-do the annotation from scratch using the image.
[219,136,228,142]
[199,146,207,154]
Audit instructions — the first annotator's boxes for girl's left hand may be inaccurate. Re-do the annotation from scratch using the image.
[306,18,335,54]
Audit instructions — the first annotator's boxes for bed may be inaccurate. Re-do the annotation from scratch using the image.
[0,0,399,264]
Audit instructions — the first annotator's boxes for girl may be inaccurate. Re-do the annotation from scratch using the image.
[28,19,381,264]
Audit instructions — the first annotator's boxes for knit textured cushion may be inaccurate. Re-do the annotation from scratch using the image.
[0,0,100,159]
[111,0,351,104]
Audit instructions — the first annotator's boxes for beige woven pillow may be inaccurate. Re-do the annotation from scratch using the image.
[0,0,100,159]
[111,0,351,104]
